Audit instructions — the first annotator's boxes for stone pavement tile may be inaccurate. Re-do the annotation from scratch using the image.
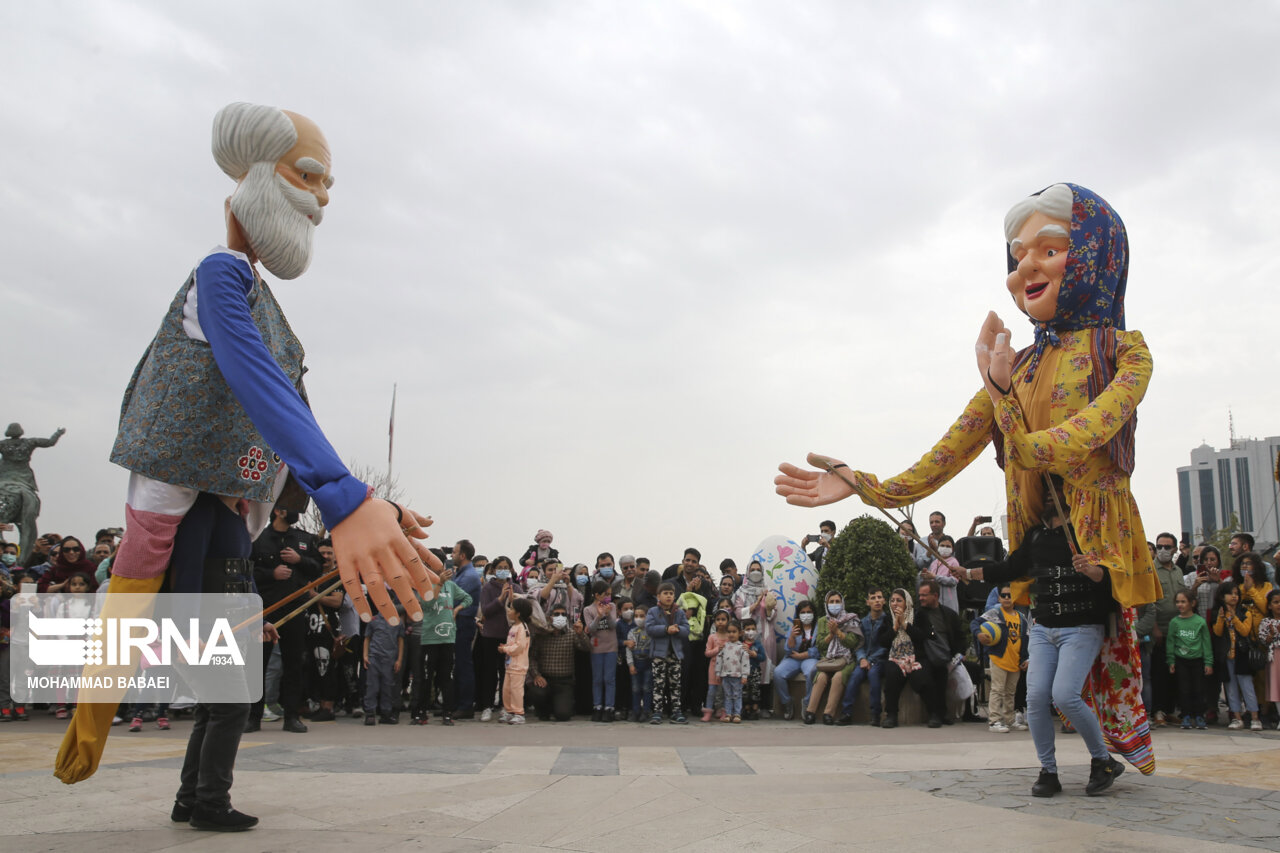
[1,829,188,853]
[549,746,618,776]
[482,746,563,775]
[677,746,753,775]
[157,829,499,853]
[542,789,696,851]
[618,746,687,776]
[672,821,814,852]
[1160,746,1280,790]
[461,776,637,845]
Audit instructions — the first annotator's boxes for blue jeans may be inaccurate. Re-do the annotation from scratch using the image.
[631,659,653,715]
[704,682,721,711]
[773,656,818,708]
[1225,659,1259,713]
[1026,623,1109,773]
[842,659,885,717]
[591,651,617,708]
[454,618,477,712]
[723,677,744,716]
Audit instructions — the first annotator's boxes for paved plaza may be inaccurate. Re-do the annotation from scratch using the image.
[3,713,1279,852]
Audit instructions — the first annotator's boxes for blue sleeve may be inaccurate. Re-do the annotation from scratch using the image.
[196,252,367,528]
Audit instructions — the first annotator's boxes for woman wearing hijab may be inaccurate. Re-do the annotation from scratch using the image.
[37,536,100,593]
[732,561,779,712]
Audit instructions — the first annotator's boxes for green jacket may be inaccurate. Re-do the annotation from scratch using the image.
[1168,613,1213,667]
[678,591,707,641]
[418,580,472,645]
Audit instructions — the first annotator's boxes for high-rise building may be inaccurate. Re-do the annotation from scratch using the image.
[1176,436,1280,544]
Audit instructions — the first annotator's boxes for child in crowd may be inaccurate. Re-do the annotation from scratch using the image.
[645,582,690,724]
[363,607,404,725]
[583,580,618,722]
[1260,590,1280,730]
[1168,589,1213,730]
[614,599,635,720]
[920,536,961,613]
[742,618,766,719]
[679,589,708,716]
[842,588,890,726]
[626,604,653,721]
[702,608,731,721]
[716,620,750,723]
[411,566,472,726]
[53,574,95,720]
[979,585,1029,733]
[499,598,532,725]
[1212,582,1261,730]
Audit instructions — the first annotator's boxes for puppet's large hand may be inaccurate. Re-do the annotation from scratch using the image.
[976,311,1013,400]
[332,498,442,625]
[775,453,856,507]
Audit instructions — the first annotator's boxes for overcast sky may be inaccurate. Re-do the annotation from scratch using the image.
[4,2,1279,569]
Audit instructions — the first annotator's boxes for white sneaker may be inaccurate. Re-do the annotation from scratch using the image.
[480,708,493,722]
[498,711,511,723]
[508,714,525,725]
[1228,718,1244,730]
[262,705,282,722]
[1250,719,1263,731]
[989,722,1010,733]
[111,716,123,726]
[1013,711,1027,730]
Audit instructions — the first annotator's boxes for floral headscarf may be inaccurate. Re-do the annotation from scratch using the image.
[887,588,921,673]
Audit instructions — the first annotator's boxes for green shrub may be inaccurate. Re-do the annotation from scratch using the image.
[816,515,917,613]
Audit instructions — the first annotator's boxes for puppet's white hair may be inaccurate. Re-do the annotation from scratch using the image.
[1004,183,1073,243]
[212,102,297,181]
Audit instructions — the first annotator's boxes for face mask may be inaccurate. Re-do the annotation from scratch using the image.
[938,546,953,558]
[599,567,614,579]
[748,571,764,585]
[620,610,634,622]
[575,574,589,586]
[553,581,567,590]
[551,615,568,629]
[827,602,843,616]
[495,569,511,581]
[744,630,756,640]
[1155,548,1173,563]
[1,554,15,566]
[799,612,814,625]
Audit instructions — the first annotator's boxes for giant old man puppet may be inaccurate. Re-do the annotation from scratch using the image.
[54,103,442,831]
[776,183,1159,793]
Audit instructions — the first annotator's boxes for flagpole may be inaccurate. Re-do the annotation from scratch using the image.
[387,383,397,488]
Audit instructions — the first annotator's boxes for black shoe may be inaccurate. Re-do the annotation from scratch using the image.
[783,705,795,721]
[453,709,475,720]
[592,708,603,722]
[961,711,985,723]
[870,714,881,727]
[282,717,308,733]
[1031,769,1062,798]
[189,805,259,832]
[602,708,614,723]
[1085,757,1124,796]
[802,711,816,725]
[441,716,454,726]
[364,715,377,726]
[309,708,335,722]
[242,720,260,733]
[171,801,194,822]
[940,715,954,725]
[835,714,853,727]
[379,714,399,725]
[882,713,898,729]
[927,715,942,728]
[822,714,835,726]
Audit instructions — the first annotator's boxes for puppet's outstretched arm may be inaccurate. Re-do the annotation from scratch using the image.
[775,387,995,509]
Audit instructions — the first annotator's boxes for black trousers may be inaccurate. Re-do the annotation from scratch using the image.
[474,636,505,711]
[171,493,252,809]
[413,644,455,718]
[1151,639,1176,715]
[250,613,305,721]
[528,675,575,721]
[884,660,944,716]
[1173,657,1206,718]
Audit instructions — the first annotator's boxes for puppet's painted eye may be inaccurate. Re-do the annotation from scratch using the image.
[1046,249,1058,257]
[300,172,309,181]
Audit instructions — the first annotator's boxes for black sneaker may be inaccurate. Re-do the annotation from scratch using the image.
[440,716,454,726]
[802,711,816,725]
[378,714,399,725]
[1031,769,1062,798]
[835,714,853,726]
[869,714,881,727]
[592,708,603,722]
[881,713,898,729]
[1085,757,1124,796]
[189,805,259,832]
[282,717,308,733]
[783,705,795,721]
[170,800,194,822]
[822,714,835,726]
[309,708,335,722]
[364,715,377,726]
[927,715,943,729]
[453,709,475,720]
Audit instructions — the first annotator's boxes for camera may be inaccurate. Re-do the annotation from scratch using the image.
[977,516,992,524]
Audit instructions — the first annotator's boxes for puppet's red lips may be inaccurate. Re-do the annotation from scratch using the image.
[1025,281,1049,300]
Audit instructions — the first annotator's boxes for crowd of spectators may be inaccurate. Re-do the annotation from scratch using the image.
[3,518,1279,734]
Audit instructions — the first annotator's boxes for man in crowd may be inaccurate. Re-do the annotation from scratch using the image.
[1149,532,1187,726]
[801,520,837,572]
[673,548,710,598]
[633,568,660,610]
[1230,532,1275,583]
[451,539,482,718]
[248,507,321,733]
[927,511,948,551]
[528,603,591,721]
[617,554,639,602]
[914,579,968,727]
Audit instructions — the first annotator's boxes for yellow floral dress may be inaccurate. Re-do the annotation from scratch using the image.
[850,328,1159,773]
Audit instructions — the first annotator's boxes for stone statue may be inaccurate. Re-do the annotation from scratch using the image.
[0,423,65,560]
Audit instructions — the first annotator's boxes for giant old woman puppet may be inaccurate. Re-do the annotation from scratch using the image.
[776,184,1159,790]
[54,103,443,831]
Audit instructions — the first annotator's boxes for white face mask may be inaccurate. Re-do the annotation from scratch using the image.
[744,630,756,640]
[747,570,764,585]
[938,546,953,558]
[1155,547,1173,563]
[799,612,814,625]
[551,615,568,630]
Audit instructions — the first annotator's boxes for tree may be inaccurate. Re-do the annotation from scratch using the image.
[299,461,409,538]
[1200,512,1241,556]
[816,515,917,612]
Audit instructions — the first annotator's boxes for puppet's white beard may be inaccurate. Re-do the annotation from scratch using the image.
[230,162,320,280]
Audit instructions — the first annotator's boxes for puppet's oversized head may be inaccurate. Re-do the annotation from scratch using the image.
[212,103,333,280]
[1004,183,1128,333]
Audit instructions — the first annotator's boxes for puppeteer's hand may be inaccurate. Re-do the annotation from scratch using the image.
[332,499,442,626]
[976,311,1013,399]
[775,453,856,507]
